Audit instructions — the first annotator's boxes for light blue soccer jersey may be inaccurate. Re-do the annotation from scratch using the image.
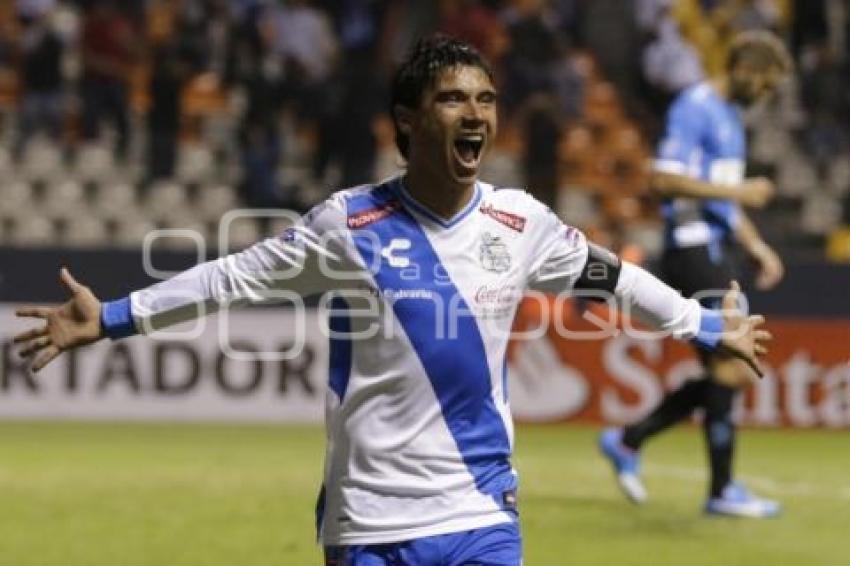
[654,82,747,254]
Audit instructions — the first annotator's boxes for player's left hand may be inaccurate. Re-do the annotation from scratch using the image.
[750,242,784,290]
[717,281,772,378]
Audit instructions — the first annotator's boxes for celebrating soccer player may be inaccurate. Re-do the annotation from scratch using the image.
[16,36,770,564]
[600,31,791,518]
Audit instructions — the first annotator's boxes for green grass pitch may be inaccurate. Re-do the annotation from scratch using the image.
[0,423,846,565]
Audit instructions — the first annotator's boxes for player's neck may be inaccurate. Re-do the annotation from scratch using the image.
[402,169,476,221]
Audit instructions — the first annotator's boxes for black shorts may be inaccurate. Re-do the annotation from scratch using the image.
[660,245,738,309]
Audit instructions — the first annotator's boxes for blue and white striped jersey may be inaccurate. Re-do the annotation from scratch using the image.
[654,82,747,252]
[101,176,718,545]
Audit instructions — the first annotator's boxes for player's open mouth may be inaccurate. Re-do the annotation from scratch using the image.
[453,134,485,169]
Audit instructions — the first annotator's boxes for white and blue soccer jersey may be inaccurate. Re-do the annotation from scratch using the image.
[101,176,719,546]
[655,82,747,254]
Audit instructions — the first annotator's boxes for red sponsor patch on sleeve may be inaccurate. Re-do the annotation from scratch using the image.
[347,200,401,229]
[479,203,526,232]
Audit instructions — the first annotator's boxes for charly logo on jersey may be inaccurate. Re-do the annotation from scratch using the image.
[479,232,511,273]
[381,238,411,268]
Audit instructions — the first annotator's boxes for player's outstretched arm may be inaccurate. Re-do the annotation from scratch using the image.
[14,268,105,372]
[614,261,771,378]
[524,202,771,377]
[13,197,351,373]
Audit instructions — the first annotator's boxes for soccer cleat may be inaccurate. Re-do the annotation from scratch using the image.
[599,427,647,504]
[705,482,781,518]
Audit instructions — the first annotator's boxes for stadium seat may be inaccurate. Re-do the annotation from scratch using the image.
[751,127,789,165]
[74,143,116,183]
[827,156,850,196]
[93,182,139,219]
[176,145,215,184]
[63,217,109,248]
[0,180,34,215]
[21,139,64,182]
[801,194,842,235]
[112,217,159,249]
[9,215,55,247]
[144,180,190,221]
[42,180,87,219]
[196,183,239,221]
[777,152,817,196]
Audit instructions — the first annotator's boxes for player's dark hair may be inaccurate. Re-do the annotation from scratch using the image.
[390,34,494,159]
[727,30,793,75]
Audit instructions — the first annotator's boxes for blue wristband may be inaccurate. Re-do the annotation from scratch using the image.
[692,308,724,351]
[100,297,138,340]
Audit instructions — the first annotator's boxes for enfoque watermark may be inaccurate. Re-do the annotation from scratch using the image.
[137,208,748,360]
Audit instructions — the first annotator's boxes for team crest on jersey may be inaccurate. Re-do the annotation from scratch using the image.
[480,232,511,273]
[347,200,401,229]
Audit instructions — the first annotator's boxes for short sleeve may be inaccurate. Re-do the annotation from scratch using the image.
[654,95,704,176]
[526,203,589,293]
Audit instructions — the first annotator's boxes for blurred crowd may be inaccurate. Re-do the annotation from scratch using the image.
[0,0,849,260]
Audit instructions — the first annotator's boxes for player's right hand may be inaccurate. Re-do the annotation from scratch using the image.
[14,268,104,372]
[738,177,774,208]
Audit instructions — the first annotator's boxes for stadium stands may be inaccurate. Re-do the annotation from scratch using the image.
[0,0,846,260]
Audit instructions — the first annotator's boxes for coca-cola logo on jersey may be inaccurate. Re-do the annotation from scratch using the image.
[473,282,520,319]
[474,282,519,305]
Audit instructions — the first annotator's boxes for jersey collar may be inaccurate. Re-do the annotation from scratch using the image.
[392,178,482,229]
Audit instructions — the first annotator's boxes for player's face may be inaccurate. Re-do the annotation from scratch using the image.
[729,63,783,107]
[409,65,498,188]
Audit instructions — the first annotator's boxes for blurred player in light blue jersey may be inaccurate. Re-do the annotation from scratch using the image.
[16,36,772,564]
[601,31,792,518]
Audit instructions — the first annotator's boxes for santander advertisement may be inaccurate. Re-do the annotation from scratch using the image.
[508,298,850,428]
